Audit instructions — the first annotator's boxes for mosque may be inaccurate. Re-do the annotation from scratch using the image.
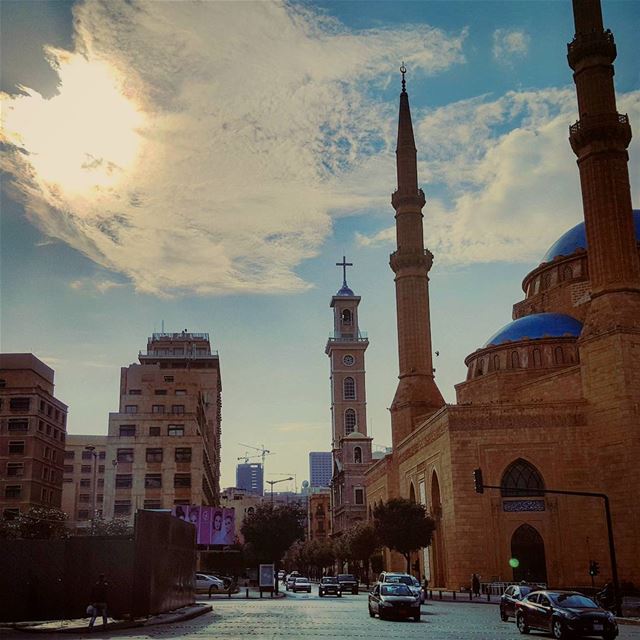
[364,0,640,591]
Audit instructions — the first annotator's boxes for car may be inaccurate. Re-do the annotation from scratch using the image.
[292,576,312,593]
[500,584,534,621]
[515,590,618,639]
[194,573,225,593]
[337,574,359,594]
[377,572,422,600]
[368,583,421,621]
[285,573,299,590]
[319,576,342,597]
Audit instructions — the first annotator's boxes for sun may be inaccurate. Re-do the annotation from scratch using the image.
[1,49,144,197]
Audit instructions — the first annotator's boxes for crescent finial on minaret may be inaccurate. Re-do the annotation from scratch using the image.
[400,62,407,93]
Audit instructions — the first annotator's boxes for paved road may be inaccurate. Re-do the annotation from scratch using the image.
[9,592,640,639]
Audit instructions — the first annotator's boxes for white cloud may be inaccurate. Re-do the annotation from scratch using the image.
[492,28,531,61]
[69,277,125,294]
[358,88,640,266]
[1,0,466,296]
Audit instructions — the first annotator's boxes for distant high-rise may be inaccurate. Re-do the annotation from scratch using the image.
[308,452,332,488]
[236,462,263,495]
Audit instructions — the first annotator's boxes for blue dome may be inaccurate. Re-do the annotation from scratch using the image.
[484,313,583,347]
[542,210,640,263]
[336,285,355,296]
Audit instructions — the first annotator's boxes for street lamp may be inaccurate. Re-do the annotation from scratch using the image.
[266,477,293,504]
[84,445,98,534]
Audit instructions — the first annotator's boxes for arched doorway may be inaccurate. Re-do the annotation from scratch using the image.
[510,524,547,583]
[430,471,445,586]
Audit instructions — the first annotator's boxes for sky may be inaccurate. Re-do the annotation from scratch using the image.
[1,0,639,493]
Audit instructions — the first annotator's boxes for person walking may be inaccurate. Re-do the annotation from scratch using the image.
[89,574,109,630]
[472,573,481,598]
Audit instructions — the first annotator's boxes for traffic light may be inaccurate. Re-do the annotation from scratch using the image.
[589,560,600,577]
[473,468,484,494]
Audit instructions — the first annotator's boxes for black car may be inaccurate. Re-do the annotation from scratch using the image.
[515,590,618,639]
[337,574,359,594]
[500,584,533,621]
[319,576,342,597]
[368,583,421,621]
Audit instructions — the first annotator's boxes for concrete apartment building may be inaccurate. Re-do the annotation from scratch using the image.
[0,354,68,518]
[219,486,262,543]
[61,435,108,528]
[101,331,222,523]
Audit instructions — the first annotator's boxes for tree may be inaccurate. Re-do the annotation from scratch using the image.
[373,498,435,573]
[0,506,69,539]
[346,522,380,585]
[90,516,134,537]
[241,502,305,566]
[332,533,351,573]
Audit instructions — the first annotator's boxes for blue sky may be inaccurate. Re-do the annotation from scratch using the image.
[1,0,639,491]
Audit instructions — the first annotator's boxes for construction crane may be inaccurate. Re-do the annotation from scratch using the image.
[237,452,263,464]
[237,443,273,466]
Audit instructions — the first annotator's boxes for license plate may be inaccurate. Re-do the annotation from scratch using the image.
[593,623,603,632]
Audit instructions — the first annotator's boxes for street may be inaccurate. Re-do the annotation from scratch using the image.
[8,591,640,640]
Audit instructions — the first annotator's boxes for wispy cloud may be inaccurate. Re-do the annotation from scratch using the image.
[492,28,531,61]
[69,277,125,294]
[1,0,466,296]
[358,88,640,266]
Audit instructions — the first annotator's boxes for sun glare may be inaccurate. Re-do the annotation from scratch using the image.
[1,52,143,196]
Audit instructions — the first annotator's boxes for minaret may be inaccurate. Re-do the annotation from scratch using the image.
[325,258,372,536]
[389,65,444,448]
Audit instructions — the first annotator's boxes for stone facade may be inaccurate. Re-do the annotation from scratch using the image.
[308,489,331,541]
[365,1,640,591]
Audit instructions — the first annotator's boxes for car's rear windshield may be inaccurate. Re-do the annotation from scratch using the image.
[338,575,356,581]
[322,577,338,584]
[381,584,412,596]
[551,594,598,608]
[295,577,309,582]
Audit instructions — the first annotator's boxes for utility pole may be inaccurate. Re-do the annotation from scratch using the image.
[266,477,293,504]
[84,445,98,534]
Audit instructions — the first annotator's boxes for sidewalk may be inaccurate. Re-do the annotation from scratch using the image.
[5,603,212,634]
[204,586,287,601]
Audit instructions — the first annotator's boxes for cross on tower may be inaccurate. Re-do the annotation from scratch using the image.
[336,256,353,288]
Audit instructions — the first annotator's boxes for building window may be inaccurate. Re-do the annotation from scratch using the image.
[510,351,520,369]
[146,448,163,463]
[82,450,93,460]
[354,446,362,464]
[128,389,142,395]
[152,404,165,414]
[7,462,24,477]
[563,265,573,281]
[5,485,21,498]
[42,467,49,481]
[149,426,161,437]
[554,347,564,364]
[344,409,356,435]
[99,451,106,460]
[168,425,184,437]
[144,500,162,509]
[124,405,138,414]
[171,405,185,415]
[46,424,52,435]
[164,376,174,383]
[501,459,545,497]
[493,355,500,371]
[78,494,91,503]
[98,465,105,473]
[0,379,5,388]
[63,477,73,483]
[343,377,356,400]
[145,474,162,489]
[38,421,44,432]
[10,397,30,411]
[175,389,187,396]
[80,479,91,488]
[175,447,192,463]
[117,448,134,463]
[115,474,133,489]
[114,500,131,516]
[354,488,364,505]
[533,348,542,367]
[8,419,29,432]
[341,309,352,325]
[8,441,25,454]
[63,465,74,473]
[77,510,90,520]
[81,465,92,473]
[119,425,136,437]
[97,479,104,488]
[154,389,167,396]
[174,473,191,488]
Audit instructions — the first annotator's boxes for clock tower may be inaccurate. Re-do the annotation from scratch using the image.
[325,257,372,536]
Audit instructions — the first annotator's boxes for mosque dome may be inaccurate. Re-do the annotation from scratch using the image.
[336,284,355,296]
[542,210,640,263]
[484,313,583,347]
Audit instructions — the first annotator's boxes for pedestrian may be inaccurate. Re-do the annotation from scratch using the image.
[88,574,109,630]
[422,577,429,603]
[472,573,481,598]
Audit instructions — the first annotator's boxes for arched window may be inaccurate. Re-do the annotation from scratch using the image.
[344,377,356,400]
[341,309,352,325]
[344,409,356,435]
[554,347,564,364]
[511,351,520,369]
[409,483,416,503]
[501,459,545,497]
[493,355,500,371]
[533,349,542,367]
[563,265,573,281]
[476,359,484,376]
[542,273,552,290]
[354,446,362,464]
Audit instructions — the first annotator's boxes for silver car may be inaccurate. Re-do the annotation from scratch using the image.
[292,576,312,593]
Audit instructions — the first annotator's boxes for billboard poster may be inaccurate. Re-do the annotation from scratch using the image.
[171,505,235,545]
[259,564,274,588]
[198,505,212,545]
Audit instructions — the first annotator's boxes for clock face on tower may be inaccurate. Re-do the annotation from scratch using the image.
[343,354,355,366]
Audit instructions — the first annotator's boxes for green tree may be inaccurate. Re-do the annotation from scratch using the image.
[373,498,435,573]
[0,506,69,539]
[346,522,380,585]
[332,533,352,573]
[241,502,305,566]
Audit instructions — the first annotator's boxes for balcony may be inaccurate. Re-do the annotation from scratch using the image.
[327,331,368,343]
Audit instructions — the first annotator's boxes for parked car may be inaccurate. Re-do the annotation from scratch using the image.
[319,576,342,598]
[500,584,533,621]
[368,583,421,621]
[292,576,312,593]
[515,590,618,639]
[337,574,359,594]
[285,573,299,590]
[195,573,225,593]
[377,572,422,600]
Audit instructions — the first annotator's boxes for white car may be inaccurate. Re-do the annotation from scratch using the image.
[292,577,312,593]
[195,573,225,593]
